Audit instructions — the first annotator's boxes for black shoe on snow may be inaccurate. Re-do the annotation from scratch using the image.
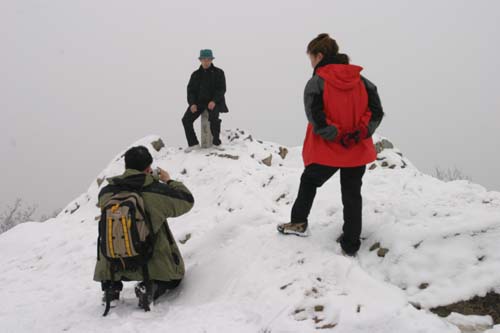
[102,289,120,316]
[101,290,120,307]
[336,233,358,257]
[277,222,309,237]
[135,282,155,311]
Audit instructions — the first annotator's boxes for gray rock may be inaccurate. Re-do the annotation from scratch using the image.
[375,139,394,154]
[262,154,273,166]
[419,283,429,290]
[279,147,289,160]
[151,138,165,152]
[370,242,381,251]
[377,247,389,257]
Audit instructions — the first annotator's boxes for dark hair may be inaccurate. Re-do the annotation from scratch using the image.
[307,33,350,65]
[124,146,153,171]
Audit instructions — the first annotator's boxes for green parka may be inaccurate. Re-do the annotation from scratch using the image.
[93,169,194,282]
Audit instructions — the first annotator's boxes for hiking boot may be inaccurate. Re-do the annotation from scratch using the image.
[277,222,309,237]
[184,144,201,153]
[101,290,120,308]
[134,282,155,312]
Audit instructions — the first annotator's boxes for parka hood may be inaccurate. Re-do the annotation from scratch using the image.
[316,64,363,90]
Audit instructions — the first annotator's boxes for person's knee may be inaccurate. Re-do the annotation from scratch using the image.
[182,115,192,125]
[300,172,325,187]
[208,113,219,122]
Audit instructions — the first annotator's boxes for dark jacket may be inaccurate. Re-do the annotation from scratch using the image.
[94,169,194,282]
[187,64,229,113]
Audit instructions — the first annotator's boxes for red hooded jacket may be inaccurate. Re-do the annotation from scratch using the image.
[302,64,377,167]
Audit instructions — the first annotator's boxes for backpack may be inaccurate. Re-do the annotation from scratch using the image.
[98,189,154,315]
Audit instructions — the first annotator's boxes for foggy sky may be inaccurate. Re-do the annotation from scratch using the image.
[1,0,499,217]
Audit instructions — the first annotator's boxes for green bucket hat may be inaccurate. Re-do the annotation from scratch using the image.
[199,49,215,60]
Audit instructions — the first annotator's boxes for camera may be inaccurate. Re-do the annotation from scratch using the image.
[151,167,161,177]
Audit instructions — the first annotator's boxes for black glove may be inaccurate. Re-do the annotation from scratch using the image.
[315,125,338,142]
[340,130,361,149]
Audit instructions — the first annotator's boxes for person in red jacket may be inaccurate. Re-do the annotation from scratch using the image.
[277,33,384,256]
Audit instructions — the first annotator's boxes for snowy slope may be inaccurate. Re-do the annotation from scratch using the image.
[1,129,500,333]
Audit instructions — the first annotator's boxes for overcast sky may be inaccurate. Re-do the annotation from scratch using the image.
[1,0,499,217]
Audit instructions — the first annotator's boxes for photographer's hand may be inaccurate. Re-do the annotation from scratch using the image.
[158,167,171,183]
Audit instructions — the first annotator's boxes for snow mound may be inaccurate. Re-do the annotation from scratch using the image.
[1,129,499,333]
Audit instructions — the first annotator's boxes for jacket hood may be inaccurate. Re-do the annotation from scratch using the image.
[107,169,155,190]
[316,64,363,90]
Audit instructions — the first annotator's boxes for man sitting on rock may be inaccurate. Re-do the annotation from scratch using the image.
[182,49,229,152]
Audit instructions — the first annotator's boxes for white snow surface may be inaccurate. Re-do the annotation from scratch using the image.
[1,129,500,333]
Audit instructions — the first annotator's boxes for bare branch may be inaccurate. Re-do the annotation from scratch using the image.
[434,167,471,182]
[1,199,39,234]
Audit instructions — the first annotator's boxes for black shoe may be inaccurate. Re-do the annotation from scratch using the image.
[135,282,156,312]
[337,233,358,257]
[213,138,222,146]
[341,248,357,257]
[101,289,120,316]
[101,290,120,305]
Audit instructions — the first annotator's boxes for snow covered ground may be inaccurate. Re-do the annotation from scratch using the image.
[1,129,500,333]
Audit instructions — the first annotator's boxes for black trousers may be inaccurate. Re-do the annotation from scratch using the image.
[181,106,221,147]
[291,163,366,252]
[102,279,182,300]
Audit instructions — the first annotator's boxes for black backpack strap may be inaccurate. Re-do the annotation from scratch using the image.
[96,236,100,260]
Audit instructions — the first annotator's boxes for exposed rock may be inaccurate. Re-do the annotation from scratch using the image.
[179,233,191,244]
[276,193,286,202]
[96,177,105,187]
[377,247,389,257]
[370,242,381,252]
[431,292,500,324]
[207,153,240,160]
[279,147,289,159]
[151,138,165,152]
[375,139,394,153]
[419,283,429,290]
[317,323,337,329]
[369,163,377,170]
[69,203,80,214]
[262,154,272,166]
[219,154,239,160]
[314,305,324,312]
